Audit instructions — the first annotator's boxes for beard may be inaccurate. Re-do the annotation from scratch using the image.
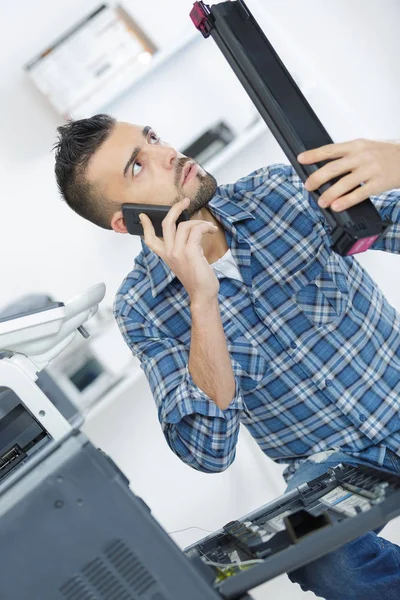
[172,158,217,217]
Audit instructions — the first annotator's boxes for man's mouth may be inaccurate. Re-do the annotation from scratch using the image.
[182,161,197,185]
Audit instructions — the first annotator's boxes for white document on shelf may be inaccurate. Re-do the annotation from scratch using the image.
[28,6,147,117]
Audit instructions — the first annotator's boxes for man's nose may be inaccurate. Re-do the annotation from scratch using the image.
[153,145,178,169]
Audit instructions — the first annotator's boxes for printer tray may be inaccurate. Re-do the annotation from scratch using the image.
[185,462,400,599]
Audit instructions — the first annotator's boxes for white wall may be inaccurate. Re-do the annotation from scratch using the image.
[2,1,400,597]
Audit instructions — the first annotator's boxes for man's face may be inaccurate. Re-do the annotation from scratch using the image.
[86,121,217,225]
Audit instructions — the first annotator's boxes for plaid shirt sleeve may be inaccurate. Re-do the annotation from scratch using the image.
[284,165,400,253]
[115,310,245,473]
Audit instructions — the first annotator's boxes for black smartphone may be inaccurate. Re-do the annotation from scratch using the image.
[122,203,190,237]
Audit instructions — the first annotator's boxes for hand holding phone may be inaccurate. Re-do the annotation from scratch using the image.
[137,197,220,303]
[122,203,190,237]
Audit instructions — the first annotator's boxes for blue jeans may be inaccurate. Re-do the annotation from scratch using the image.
[284,449,400,599]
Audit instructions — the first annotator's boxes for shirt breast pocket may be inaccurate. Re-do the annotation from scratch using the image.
[227,334,270,391]
[286,249,349,328]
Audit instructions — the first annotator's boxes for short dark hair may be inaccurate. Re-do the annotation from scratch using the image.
[54,114,117,229]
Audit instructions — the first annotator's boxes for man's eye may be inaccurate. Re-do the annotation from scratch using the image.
[132,161,143,177]
[149,132,159,144]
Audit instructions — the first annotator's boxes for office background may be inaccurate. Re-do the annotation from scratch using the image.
[1,1,400,597]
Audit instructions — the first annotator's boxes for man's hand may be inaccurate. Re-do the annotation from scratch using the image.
[297,139,400,211]
[140,197,220,304]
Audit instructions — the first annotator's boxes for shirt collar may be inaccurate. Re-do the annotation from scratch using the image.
[141,186,256,298]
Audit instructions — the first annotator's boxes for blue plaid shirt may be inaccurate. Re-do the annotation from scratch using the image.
[114,164,400,479]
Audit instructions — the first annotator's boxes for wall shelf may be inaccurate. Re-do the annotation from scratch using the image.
[203,119,269,174]
[71,30,200,120]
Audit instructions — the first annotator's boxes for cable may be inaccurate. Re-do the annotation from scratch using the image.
[167,527,264,578]
[168,526,214,535]
[202,557,264,570]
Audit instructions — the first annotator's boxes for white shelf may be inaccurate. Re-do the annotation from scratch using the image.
[70,30,200,120]
[203,119,270,173]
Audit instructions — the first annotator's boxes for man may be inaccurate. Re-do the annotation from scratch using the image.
[54,114,400,599]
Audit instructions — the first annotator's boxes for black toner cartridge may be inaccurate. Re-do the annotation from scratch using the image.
[190,1,391,256]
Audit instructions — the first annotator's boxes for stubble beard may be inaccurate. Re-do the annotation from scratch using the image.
[172,158,217,217]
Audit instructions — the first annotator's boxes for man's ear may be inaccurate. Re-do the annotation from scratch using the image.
[111,210,128,234]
